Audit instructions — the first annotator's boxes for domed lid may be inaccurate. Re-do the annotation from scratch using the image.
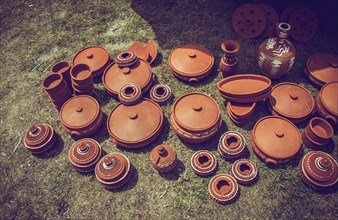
[169,44,214,77]
[150,144,176,168]
[172,93,220,132]
[269,82,314,119]
[108,99,163,145]
[191,150,217,176]
[307,54,338,85]
[208,174,239,204]
[60,95,100,129]
[73,46,110,73]
[252,116,301,160]
[320,81,338,116]
[24,124,51,147]
[95,153,129,182]
[69,138,101,166]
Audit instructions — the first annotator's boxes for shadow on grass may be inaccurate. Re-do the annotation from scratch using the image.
[159,159,185,181]
[108,163,138,192]
[36,133,64,159]
[93,87,112,107]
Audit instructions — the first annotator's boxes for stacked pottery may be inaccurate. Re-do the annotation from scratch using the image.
[128,40,158,64]
[71,64,94,96]
[150,144,177,173]
[218,131,246,160]
[50,61,73,92]
[42,73,72,110]
[24,123,57,154]
[302,117,334,150]
[219,40,240,78]
[191,150,218,176]
[208,174,239,204]
[226,102,257,126]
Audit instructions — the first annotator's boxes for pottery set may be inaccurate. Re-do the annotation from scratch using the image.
[226,102,257,126]
[71,64,94,96]
[24,123,57,154]
[219,40,240,77]
[150,144,177,173]
[218,131,246,159]
[118,83,142,106]
[191,150,218,176]
[128,40,158,64]
[50,61,73,93]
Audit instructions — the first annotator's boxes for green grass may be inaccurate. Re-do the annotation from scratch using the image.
[0,0,337,219]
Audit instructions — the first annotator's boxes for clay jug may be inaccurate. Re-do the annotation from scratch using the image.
[219,40,240,78]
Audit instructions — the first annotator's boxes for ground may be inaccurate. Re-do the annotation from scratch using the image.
[0,0,337,219]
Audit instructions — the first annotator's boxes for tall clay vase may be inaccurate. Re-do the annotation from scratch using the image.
[219,40,240,78]
[257,23,296,79]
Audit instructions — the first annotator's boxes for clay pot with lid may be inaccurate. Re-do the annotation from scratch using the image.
[102,51,153,98]
[95,152,132,189]
[231,159,258,185]
[170,92,222,144]
[150,144,177,173]
[107,98,163,148]
[150,84,172,105]
[209,174,239,204]
[251,116,302,165]
[219,40,240,78]
[258,23,296,79]
[218,131,246,160]
[24,123,57,154]
[60,95,103,139]
[299,151,337,190]
[168,44,214,82]
[191,150,218,176]
[71,64,94,96]
[50,61,73,92]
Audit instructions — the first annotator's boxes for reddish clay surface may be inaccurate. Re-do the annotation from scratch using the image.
[219,40,240,77]
[149,84,172,105]
[118,83,142,106]
[218,131,246,160]
[71,64,94,96]
[231,159,258,185]
[145,40,158,64]
[191,150,218,176]
[316,82,338,129]
[128,41,149,61]
[258,4,279,38]
[208,174,239,204]
[150,144,177,173]
[24,123,57,154]
[50,61,73,92]
[228,102,256,118]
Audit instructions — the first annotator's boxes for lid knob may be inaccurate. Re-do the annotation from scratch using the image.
[330,62,338,68]
[188,53,197,58]
[103,156,116,168]
[122,67,131,74]
[158,146,167,157]
[319,158,331,170]
[245,18,252,26]
[193,105,203,111]
[29,125,40,135]
[76,106,83,112]
[78,142,89,154]
[86,52,94,59]
[128,112,138,120]
[290,92,298,100]
[275,129,284,138]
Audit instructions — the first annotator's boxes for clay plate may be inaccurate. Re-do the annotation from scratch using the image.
[258,4,279,38]
[289,6,318,42]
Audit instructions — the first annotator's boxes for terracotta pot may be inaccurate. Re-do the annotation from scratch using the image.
[42,73,71,98]
[150,144,177,173]
[299,151,337,190]
[24,123,57,154]
[50,61,73,92]
[95,152,132,189]
[117,83,142,106]
[68,138,102,173]
[304,117,333,145]
[231,159,258,185]
[219,40,240,77]
[149,84,172,105]
[48,93,72,110]
[191,150,218,176]
[227,102,256,125]
[71,64,93,85]
[72,82,94,93]
[301,131,325,151]
[168,44,214,82]
[227,107,249,126]
[73,86,94,96]
[107,98,163,148]
[208,174,239,204]
[170,92,222,143]
[218,131,246,160]
[60,95,103,139]
[258,23,296,79]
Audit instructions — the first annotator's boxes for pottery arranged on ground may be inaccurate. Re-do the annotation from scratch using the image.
[128,40,158,64]
[117,83,142,106]
[191,150,218,176]
[50,61,73,93]
[226,102,257,126]
[218,131,246,160]
[219,40,240,78]
[208,174,239,204]
[24,123,57,154]
[71,64,94,96]
[149,84,172,105]
[231,159,258,185]
[150,144,177,173]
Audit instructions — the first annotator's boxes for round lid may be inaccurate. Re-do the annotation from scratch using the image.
[269,82,314,119]
[280,2,305,22]
[172,93,220,132]
[73,46,110,73]
[108,99,163,145]
[24,124,50,147]
[218,131,246,158]
[128,41,149,61]
[307,53,338,84]
[60,95,100,129]
[150,144,176,168]
[319,81,338,116]
[289,6,318,42]
[231,159,258,184]
[258,4,279,38]
[232,4,267,38]
[95,153,129,182]
[252,116,301,160]
[208,174,239,204]
[191,150,217,176]
[169,44,214,76]
[69,138,101,166]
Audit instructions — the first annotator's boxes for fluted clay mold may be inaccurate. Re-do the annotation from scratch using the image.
[219,40,240,77]
[231,159,258,185]
[150,144,177,173]
[118,83,142,106]
[218,131,246,160]
[209,174,239,204]
[24,123,57,154]
[150,84,172,105]
[191,150,218,176]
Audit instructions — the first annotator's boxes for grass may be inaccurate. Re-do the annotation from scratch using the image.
[0,0,337,219]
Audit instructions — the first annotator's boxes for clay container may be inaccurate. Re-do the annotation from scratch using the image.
[191,150,218,176]
[68,138,102,173]
[227,102,256,126]
[219,40,240,78]
[231,159,258,185]
[50,61,73,92]
[24,123,57,154]
[258,23,296,79]
[128,40,158,64]
[258,3,279,38]
[150,144,177,173]
[71,64,94,96]
[218,131,246,160]
[299,151,337,190]
[150,84,172,105]
[208,174,239,204]
[170,92,222,144]
[145,40,158,64]
[117,83,142,106]
[95,152,132,189]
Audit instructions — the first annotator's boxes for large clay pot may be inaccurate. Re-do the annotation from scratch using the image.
[219,40,240,78]
[258,23,296,79]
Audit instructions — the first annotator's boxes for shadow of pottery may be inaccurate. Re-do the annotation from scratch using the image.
[150,52,163,68]
[36,133,64,159]
[107,163,138,192]
[159,159,185,181]
[93,87,112,106]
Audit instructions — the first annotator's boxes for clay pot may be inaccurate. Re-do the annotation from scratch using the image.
[170,92,222,144]
[190,150,218,176]
[48,93,72,110]
[150,144,177,173]
[107,98,163,148]
[102,51,153,98]
[208,174,239,204]
[149,84,172,105]
[231,159,258,185]
[68,138,102,173]
[168,44,214,82]
[71,64,94,96]
[227,102,256,126]
[128,40,158,64]
[218,131,246,160]
[219,40,240,77]
[258,3,279,38]
[60,95,103,139]
[24,123,57,154]
[258,23,296,79]
[73,86,94,96]
[251,116,302,165]
[117,83,142,106]
[299,151,337,190]
[50,61,73,92]
[95,152,132,189]
[268,82,314,124]
[73,45,111,78]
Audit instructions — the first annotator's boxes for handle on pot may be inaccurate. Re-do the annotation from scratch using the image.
[188,78,198,83]
[265,158,278,165]
[70,131,81,139]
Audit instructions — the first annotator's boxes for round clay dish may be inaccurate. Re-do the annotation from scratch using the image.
[319,81,338,117]
[191,150,217,176]
[258,4,279,38]
[150,144,177,173]
[208,174,239,204]
[218,131,246,159]
[231,159,258,185]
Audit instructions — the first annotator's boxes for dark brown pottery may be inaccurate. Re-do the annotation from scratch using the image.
[258,3,279,38]
[149,84,172,105]
[118,83,142,106]
[50,61,73,92]
[218,131,246,160]
[208,174,239,204]
[231,159,258,185]
[191,150,218,176]
[150,144,177,173]
[280,2,305,22]
[24,123,57,154]
[219,40,240,77]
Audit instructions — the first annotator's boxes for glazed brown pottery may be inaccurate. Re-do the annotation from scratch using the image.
[168,44,214,82]
[268,82,314,124]
[150,144,177,173]
[24,123,57,154]
[299,151,337,190]
[258,4,279,38]
[68,138,102,173]
[60,95,103,139]
[231,159,258,185]
[219,40,240,77]
[191,150,218,176]
[107,98,163,148]
[208,174,239,204]
[149,84,172,105]
[73,45,111,78]
[258,23,296,79]
[71,64,94,96]
[218,131,246,160]
[170,92,222,144]
[102,51,153,98]
[95,152,132,189]
[118,83,142,106]
[128,40,158,64]
[251,116,302,165]
[50,61,73,92]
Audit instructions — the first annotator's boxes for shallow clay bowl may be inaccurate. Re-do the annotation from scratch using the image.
[228,102,256,118]
[305,117,333,144]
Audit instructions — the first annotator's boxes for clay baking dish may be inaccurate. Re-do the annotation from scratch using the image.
[107,98,163,148]
[24,123,57,154]
[150,144,177,173]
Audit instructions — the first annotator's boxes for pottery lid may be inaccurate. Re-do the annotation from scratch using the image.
[269,82,314,119]
[172,93,220,132]
[108,98,163,145]
[169,44,214,77]
[150,144,176,168]
[191,150,218,176]
[60,95,100,129]
[320,81,338,116]
[252,116,301,160]
[307,53,338,85]
[128,41,150,61]
[73,46,110,73]
[95,153,129,182]
[24,124,51,147]
[69,138,101,166]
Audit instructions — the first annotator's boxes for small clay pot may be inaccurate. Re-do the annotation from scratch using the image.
[208,174,239,204]
[48,93,72,110]
[190,150,218,176]
[24,123,57,154]
[73,85,94,96]
[118,83,142,106]
[71,64,93,85]
[301,131,324,150]
[218,131,246,160]
[150,144,177,173]
[150,84,172,105]
[231,159,258,185]
[50,61,73,92]
[219,40,240,78]
[42,73,71,98]
[304,117,333,145]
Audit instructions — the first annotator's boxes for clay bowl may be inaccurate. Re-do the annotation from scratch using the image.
[73,86,94,96]
[72,82,94,92]
[227,107,250,126]
[42,73,69,97]
[219,89,271,103]
[48,93,72,107]
[24,123,57,154]
[51,61,71,79]
[302,130,325,150]
[305,117,333,144]
[47,84,72,101]
[228,102,256,119]
[71,64,93,85]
